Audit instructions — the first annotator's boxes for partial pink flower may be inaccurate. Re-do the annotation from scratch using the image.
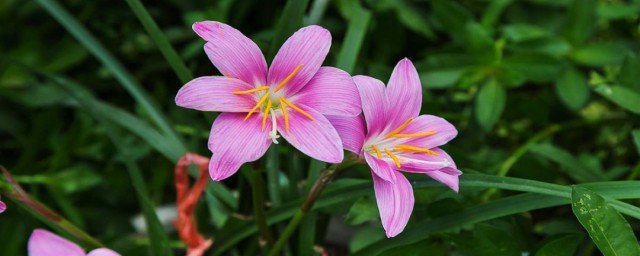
[28,229,119,256]
[176,21,361,181]
[0,197,6,214]
[328,58,461,238]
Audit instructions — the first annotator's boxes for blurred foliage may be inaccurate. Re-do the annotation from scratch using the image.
[1,0,640,255]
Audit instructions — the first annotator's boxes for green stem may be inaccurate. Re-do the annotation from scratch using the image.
[124,0,193,84]
[268,157,358,256]
[252,165,273,250]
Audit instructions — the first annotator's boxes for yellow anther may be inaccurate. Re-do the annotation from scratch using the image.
[280,97,313,120]
[384,118,414,139]
[262,100,272,130]
[384,148,401,168]
[371,144,382,159]
[395,144,440,156]
[392,131,436,138]
[244,91,270,120]
[275,64,304,92]
[232,86,270,95]
[280,98,289,134]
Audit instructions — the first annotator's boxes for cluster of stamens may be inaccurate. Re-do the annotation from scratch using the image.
[231,64,312,143]
[368,117,439,168]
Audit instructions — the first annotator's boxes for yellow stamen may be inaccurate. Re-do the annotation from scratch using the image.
[275,64,304,92]
[262,100,272,130]
[371,144,382,159]
[280,97,313,120]
[384,118,414,139]
[395,144,440,156]
[384,148,401,168]
[232,86,270,95]
[244,91,270,120]
[392,131,437,138]
[280,98,289,134]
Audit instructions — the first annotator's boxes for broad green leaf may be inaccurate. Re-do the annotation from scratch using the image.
[475,79,506,131]
[534,234,580,256]
[530,143,605,182]
[597,3,640,19]
[571,187,640,256]
[555,68,589,111]
[420,68,468,89]
[563,0,596,45]
[502,53,564,82]
[502,24,550,42]
[464,22,494,57]
[594,84,640,114]
[345,197,379,225]
[336,0,371,73]
[618,54,640,92]
[572,44,629,67]
[510,37,572,57]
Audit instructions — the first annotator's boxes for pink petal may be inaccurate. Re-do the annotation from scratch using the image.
[193,21,267,85]
[208,113,272,181]
[365,153,397,184]
[398,114,458,149]
[0,200,6,213]
[385,58,422,129]
[400,148,461,192]
[87,248,121,256]
[353,75,387,136]
[399,148,457,172]
[28,229,85,256]
[372,171,414,238]
[294,67,361,116]
[268,26,331,96]
[175,76,256,112]
[277,105,343,163]
[326,115,365,154]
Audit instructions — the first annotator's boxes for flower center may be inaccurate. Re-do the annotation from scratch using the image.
[230,64,312,143]
[365,117,439,168]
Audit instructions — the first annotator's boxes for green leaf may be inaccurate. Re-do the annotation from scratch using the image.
[475,79,506,131]
[594,84,640,114]
[392,1,435,39]
[597,3,640,20]
[481,0,512,31]
[349,226,386,253]
[345,197,379,225]
[572,43,629,67]
[502,53,564,82]
[124,0,193,83]
[555,67,589,111]
[563,0,596,45]
[420,68,468,89]
[534,234,580,256]
[633,130,640,157]
[530,143,605,182]
[571,186,640,256]
[472,223,521,256]
[336,0,371,73]
[430,0,473,40]
[618,53,640,92]
[268,0,310,60]
[34,0,183,147]
[502,24,550,42]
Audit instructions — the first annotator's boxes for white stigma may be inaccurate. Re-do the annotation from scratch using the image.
[269,111,280,144]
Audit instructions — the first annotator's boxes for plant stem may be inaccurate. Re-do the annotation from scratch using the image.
[268,156,358,256]
[252,165,273,250]
[124,0,193,84]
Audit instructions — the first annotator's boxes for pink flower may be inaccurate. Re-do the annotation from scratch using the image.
[328,58,461,237]
[28,229,119,256]
[0,199,6,213]
[176,21,361,181]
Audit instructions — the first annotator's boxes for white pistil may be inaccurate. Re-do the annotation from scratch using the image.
[397,156,451,167]
[269,111,280,144]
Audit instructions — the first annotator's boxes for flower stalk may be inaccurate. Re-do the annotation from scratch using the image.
[251,163,273,250]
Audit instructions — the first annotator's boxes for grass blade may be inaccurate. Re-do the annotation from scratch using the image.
[267,0,310,60]
[34,0,183,146]
[336,0,371,73]
[124,0,193,84]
